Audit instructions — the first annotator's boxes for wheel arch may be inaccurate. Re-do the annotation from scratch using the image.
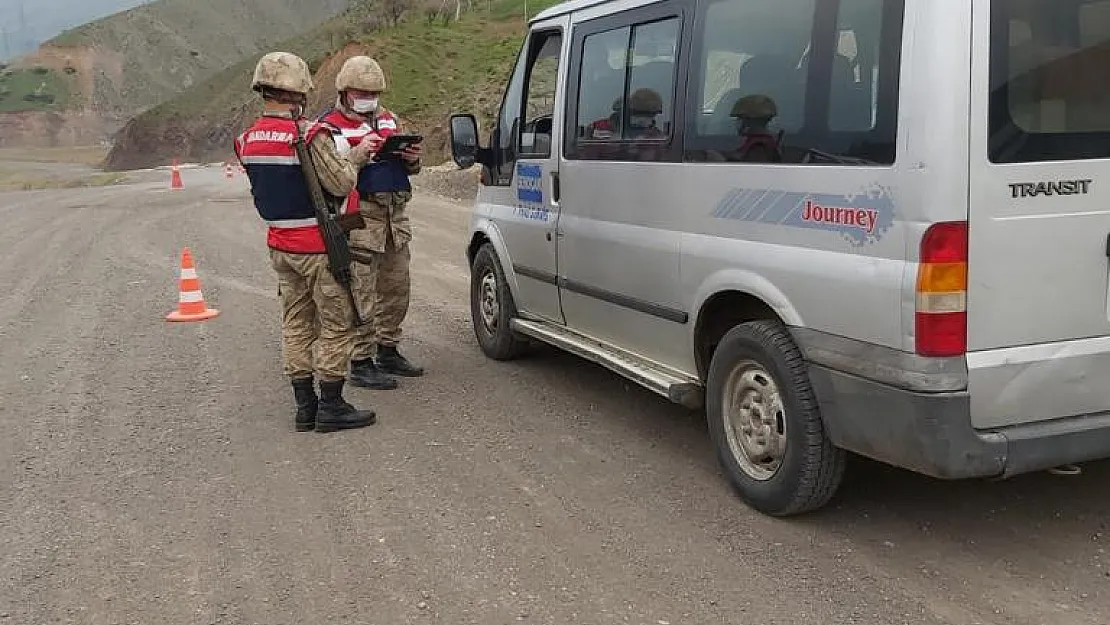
[466,220,522,304]
[691,273,804,382]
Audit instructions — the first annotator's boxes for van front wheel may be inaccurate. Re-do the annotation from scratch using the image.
[470,243,529,361]
[706,320,846,516]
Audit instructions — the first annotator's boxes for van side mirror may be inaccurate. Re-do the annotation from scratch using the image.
[449,114,481,169]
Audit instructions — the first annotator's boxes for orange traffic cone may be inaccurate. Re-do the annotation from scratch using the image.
[224,162,234,179]
[170,159,183,190]
[166,247,219,322]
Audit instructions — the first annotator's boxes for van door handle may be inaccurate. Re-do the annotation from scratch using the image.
[1105,232,1110,258]
[551,171,560,203]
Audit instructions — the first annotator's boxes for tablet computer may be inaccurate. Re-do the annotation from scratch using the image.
[375,134,423,159]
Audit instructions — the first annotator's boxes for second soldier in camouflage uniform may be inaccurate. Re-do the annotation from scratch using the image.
[320,56,425,390]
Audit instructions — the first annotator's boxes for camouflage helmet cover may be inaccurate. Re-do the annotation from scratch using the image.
[731,94,777,120]
[252,51,314,94]
[336,55,387,92]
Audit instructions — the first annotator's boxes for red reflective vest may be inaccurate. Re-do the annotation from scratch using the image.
[233,115,352,254]
[318,107,411,213]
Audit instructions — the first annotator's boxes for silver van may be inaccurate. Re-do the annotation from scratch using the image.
[446,0,1110,516]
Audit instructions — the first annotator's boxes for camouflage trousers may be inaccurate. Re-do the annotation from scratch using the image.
[269,249,356,382]
[349,230,412,361]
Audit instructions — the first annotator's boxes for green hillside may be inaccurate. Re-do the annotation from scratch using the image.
[104,0,561,170]
[0,65,72,113]
[5,0,350,120]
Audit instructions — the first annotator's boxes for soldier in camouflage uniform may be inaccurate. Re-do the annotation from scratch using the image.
[730,94,782,162]
[706,94,783,163]
[234,51,379,433]
[582,89,667,159]
[319,56,425,390]
[625,88,667,140]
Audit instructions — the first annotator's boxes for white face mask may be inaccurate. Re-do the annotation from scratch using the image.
[629,114,654,128]
[350,97,379,114]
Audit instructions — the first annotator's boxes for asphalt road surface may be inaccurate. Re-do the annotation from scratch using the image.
[1,164,1108,625]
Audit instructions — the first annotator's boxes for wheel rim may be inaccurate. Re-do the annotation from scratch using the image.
[477,269,500,335]
[721,360,787,481]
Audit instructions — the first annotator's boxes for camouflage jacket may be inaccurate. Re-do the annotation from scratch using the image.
[323,104,421,252]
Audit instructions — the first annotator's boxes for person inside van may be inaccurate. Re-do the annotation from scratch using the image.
[585,97,622,140]
[580,96,623,159]
[703,93,783,163]
[580,88,667,160]
[732,93,783,162]
[584,88,667,140]
[625,88,667,140]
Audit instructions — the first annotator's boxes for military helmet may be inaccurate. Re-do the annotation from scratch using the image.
[251,51,314,94]
[336,55,387,92]
[628,88,663,115]
[731,94,777,120]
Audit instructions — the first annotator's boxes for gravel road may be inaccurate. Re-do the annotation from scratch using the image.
[0,164,1107,625]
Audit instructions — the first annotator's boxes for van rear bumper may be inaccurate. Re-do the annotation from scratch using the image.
[808,364,1110,479]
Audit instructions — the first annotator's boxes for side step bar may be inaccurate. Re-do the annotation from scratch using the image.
[511,318,705,410]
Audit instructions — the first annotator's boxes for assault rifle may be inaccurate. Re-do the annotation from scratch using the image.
[291,120,371,327]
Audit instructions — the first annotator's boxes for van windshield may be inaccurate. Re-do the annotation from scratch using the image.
[989,0,1110,163]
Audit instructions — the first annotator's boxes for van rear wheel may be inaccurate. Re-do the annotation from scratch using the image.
[470,243,529,361]
[706,320,846,516]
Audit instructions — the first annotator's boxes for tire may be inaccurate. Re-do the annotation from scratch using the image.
[469,243,529,361]
[705,320,846,516]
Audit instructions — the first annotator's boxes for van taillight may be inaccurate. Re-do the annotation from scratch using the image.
[915,221,968,357]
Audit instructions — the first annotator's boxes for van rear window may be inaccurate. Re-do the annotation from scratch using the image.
[989,0,1110,163]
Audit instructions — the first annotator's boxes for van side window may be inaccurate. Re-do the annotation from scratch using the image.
[828,0,890,133]
[627,19,680,144]
[520,33,562,158]
[989,0,1110,163]
[491,42,529,185]
[570,16,681,162]
[490,28,562,185]
[576,27,630,144]
[683,0,902,165]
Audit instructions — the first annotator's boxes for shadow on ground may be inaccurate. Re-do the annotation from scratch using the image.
[497,341,1110,541]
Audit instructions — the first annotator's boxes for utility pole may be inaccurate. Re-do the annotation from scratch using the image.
[17,2,27,53]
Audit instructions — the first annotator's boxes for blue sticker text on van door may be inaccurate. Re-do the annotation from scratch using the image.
[514,163,549,222]
[712,185,895,247]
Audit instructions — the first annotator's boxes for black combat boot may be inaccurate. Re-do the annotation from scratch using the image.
[375,345,425,377]
[291,377,317,432]
[349,357,399,390]
[315,379,377,433]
